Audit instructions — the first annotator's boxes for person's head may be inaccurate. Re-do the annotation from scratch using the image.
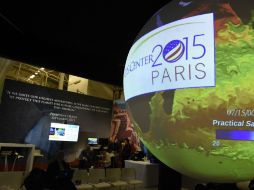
[195,183,206,190]
[56,150,65,161]
[86,145,91,151]
[113,105,121,114]
[108,147,113,153]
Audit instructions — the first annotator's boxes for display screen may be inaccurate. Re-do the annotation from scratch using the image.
[87,137,98,145]
[49,123,79,142]
[123,0,254,183]
[0,79,113,156]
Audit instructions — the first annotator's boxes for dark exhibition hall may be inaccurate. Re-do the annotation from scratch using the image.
[0,1,254,190]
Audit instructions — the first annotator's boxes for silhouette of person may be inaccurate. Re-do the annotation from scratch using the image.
[120,138,132,167]
[46,150,76,190]
[79,145,96,170]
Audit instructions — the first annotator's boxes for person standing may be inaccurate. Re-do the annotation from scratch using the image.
[120,138,132,167]
[46,150,76,190]
[79,145,96,170]
[102,148,115,168]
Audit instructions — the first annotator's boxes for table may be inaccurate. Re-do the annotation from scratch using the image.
[124,160,159,187]
[0,143,35,175]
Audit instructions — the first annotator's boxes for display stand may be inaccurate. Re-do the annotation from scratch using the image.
[0,143,35,175]
[125,160,159,187]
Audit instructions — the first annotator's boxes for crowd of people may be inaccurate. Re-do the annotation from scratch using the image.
[23,138,141,190]
[23,102,145,190]
[78,138,134,170]
[24,146,254,190]
[24,151,76,190]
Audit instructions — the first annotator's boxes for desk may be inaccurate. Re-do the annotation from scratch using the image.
[124,160,159,187]
[0,143,35,175]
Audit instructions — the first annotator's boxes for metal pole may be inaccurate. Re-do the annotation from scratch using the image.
[58,73,65,90]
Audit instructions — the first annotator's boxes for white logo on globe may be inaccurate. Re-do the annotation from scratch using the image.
[124,13,215,101]
[163,40,185,63]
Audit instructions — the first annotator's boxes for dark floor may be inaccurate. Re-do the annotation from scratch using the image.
[138,181,250,190]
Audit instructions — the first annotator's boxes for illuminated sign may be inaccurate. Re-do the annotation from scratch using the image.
[124,13,215,101]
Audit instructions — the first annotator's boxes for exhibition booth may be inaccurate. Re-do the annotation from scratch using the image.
[2,0,254,190]
[125,160,159,188]
[0,64,148,189]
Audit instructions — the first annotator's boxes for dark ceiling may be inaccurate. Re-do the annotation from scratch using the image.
[0,1,171,86]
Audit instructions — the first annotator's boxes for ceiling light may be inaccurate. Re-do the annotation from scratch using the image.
[40,67,45,70]
[30,75,35,79]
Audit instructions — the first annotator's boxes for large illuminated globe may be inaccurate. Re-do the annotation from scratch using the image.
[123,0,254,182]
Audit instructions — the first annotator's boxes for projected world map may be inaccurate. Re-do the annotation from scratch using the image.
[124,0,254,182]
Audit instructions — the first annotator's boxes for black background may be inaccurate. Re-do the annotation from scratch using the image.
[0,0,172,86]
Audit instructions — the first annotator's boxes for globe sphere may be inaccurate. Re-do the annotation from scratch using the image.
[124,0,254,182]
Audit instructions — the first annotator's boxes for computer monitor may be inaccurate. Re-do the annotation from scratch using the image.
[48,122,79,142]
[87,137,98,145]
